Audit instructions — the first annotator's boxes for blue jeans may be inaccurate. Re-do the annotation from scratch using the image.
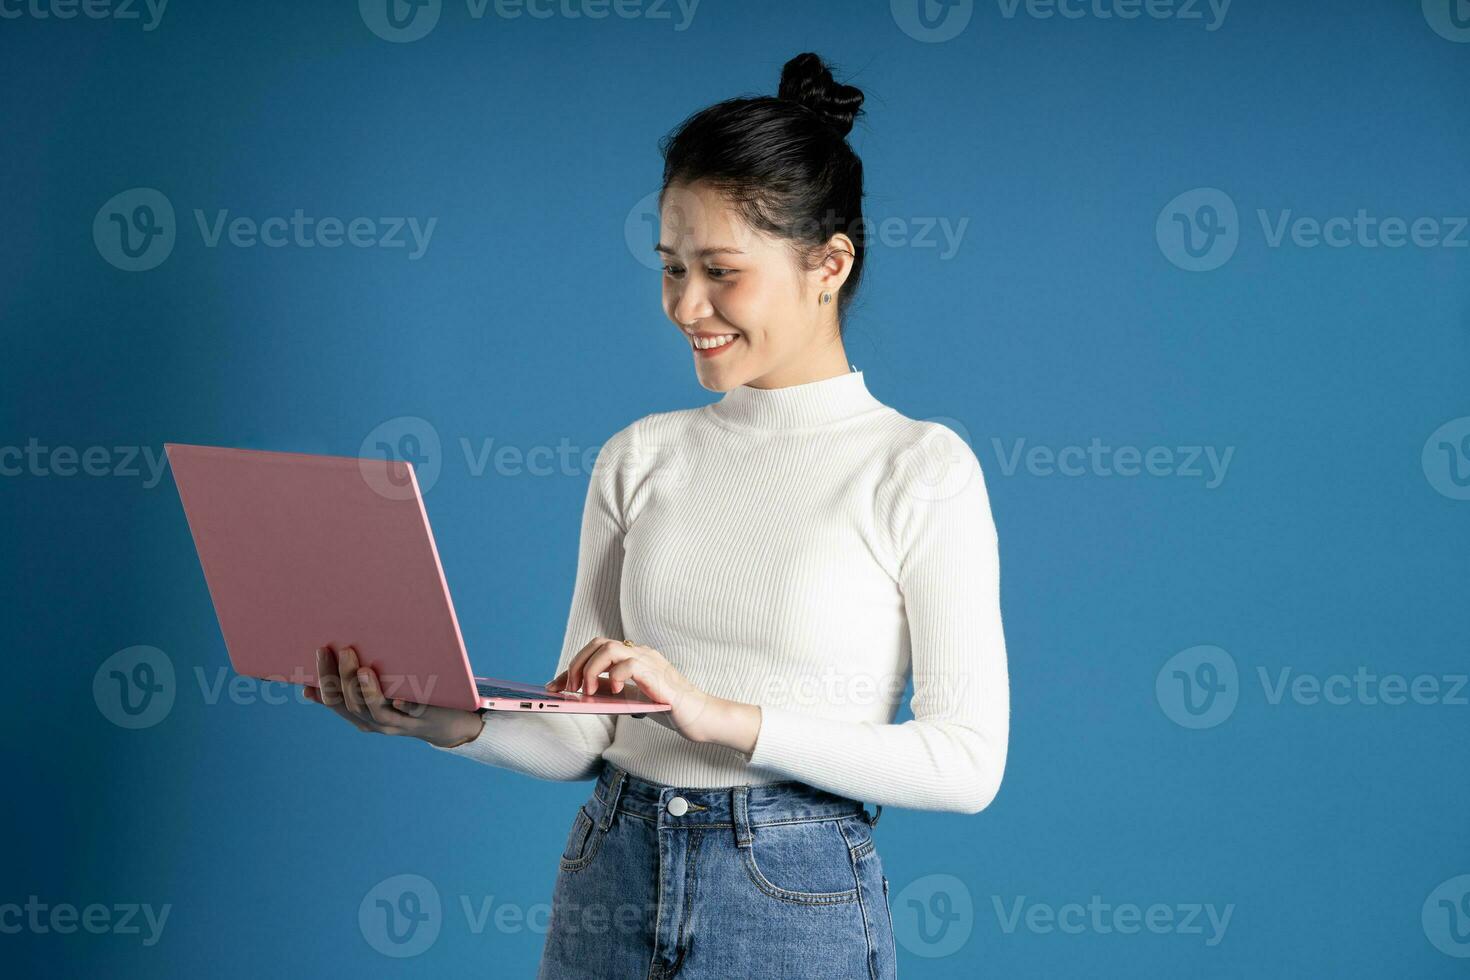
[538,760,897,979]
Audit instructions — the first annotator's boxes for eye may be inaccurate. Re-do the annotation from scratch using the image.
[662,265,735,281]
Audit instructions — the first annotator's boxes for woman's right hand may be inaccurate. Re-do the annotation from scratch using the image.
[305,645,485,749]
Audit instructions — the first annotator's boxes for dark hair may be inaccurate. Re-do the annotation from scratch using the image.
[657,52,868,330]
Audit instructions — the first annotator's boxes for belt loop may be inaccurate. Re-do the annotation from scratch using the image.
[869,804,883,827]
[731,785,753,849]
[598,766,626,832]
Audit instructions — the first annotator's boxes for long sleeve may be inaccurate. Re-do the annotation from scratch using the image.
[431,421,637,781]
[745,423,1011,814]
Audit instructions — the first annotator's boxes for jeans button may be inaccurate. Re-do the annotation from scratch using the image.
[666,796,689,816]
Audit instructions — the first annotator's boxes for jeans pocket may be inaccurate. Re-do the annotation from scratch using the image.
[558,804,606,874]
[841,812,875,856]
[741,818,861,906]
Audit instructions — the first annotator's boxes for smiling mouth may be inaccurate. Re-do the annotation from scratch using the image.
[691,333,738,350]
[690,333,740,358]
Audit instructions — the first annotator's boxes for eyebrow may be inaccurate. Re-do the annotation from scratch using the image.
[653,244,747,258]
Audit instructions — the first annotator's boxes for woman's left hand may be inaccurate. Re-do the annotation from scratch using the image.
[545,637,752,750]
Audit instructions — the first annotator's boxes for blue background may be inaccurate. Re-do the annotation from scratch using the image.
[3,0,1467,976]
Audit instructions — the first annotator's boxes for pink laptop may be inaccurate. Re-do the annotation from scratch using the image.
[165,442,669,717]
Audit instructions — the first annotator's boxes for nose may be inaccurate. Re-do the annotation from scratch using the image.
[670,281,713,327]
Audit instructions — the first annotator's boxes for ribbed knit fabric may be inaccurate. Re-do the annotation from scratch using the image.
[434,368,1010,814]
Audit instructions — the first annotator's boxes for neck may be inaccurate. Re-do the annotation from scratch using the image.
[706,366,883,430]
[742,337,850,389]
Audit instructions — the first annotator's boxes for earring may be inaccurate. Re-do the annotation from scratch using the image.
[820,292,832,305]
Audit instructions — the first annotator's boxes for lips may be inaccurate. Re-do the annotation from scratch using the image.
[692,335,739,358]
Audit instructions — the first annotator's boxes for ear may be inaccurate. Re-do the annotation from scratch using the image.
[813,232,856,295]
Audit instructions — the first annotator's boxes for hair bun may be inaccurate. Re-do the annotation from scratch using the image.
[777,52,865,138]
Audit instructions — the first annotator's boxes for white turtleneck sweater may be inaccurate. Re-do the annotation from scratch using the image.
[435,369,1009,814]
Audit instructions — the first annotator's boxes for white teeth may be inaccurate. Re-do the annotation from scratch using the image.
[693,334,737,350]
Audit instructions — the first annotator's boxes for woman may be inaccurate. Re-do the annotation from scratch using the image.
[305,51,1010,979]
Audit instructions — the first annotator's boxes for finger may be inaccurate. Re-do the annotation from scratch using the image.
[608,658,639,693]
[308,685,375,732]
[316,647,345,706]
[392,697,430,719]
[610,658,678,704]
[358,667,414,730]
[337,646,369,717]
[555,636,610,693]
[583,644,633,696]
[569,636,614,690]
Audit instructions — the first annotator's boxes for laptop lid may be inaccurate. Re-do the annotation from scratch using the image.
[165,442,481,712]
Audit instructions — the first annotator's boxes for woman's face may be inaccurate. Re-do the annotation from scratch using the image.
[657,180,851,391]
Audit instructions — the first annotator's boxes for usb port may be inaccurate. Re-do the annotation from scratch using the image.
[520,702,532,708]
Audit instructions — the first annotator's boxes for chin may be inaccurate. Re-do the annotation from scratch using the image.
[695,376,740,393]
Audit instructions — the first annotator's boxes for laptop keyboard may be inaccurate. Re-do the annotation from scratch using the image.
[476,681,577,701]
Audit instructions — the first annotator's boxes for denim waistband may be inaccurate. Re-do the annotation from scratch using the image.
[590,761,881,831]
